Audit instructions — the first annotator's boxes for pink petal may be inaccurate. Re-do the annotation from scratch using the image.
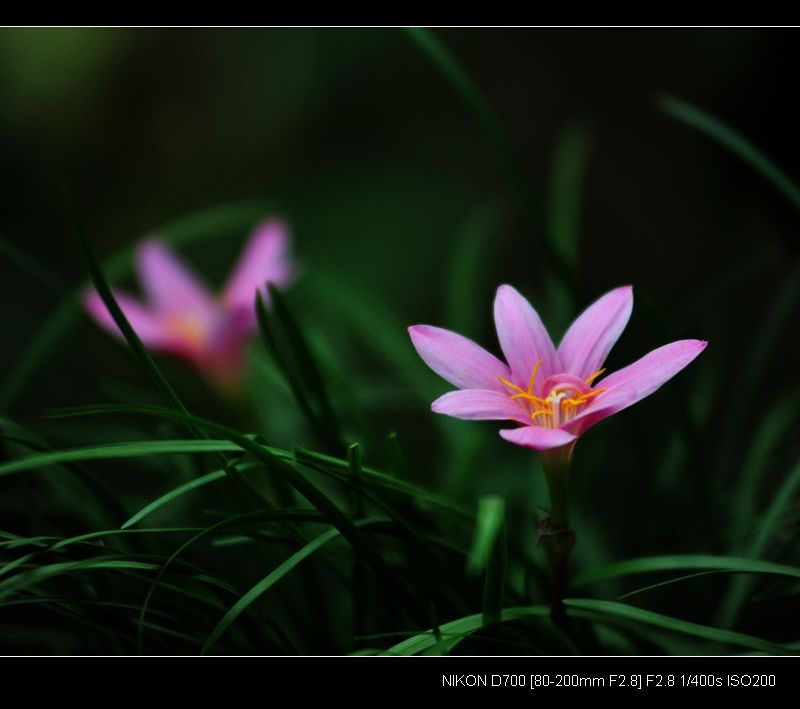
[558,286,633,379]
[431,389,530,424]
[136,239,214,317]
[408,325,510,391]
[83,290,177,350]
[222,219,294,323]
[493,285,558,387]
[499,425,577,450]
[564,339,708,435]
[558,285,633,379]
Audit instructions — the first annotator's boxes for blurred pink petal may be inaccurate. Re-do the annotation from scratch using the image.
[136,239,214,318]
[493,284,559,388]
[83,290,178,351]
[499,426,577,450]
[408,325,510,391]
[431,389,530,424]
[558,285,633,379]
[223,219,294,321]
[84,218,295,393]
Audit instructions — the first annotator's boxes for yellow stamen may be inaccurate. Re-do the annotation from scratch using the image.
[527,359,542,395]
[584,368,606,386]
[511,392,550,406]
[498,376,525,395]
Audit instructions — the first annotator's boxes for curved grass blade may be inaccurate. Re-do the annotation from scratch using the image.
[50,527,204,551]
[734,385,800,538]
[479,497,506,627]
[0,418,130,526]
[0,235,64,293]
[659,94,800,212]
[0,558,160,601]
[574,554,800,588]
[466,495,506,576]
[50,404,431,633]
[718,262,800,478]
[65,187,191,421]
[404,28,515,175]
[0,201,271,412]
[202,517,390,653]
[0,440,242,479]
[256,288,343,450]
[0,299,79,412]
[135,509,319,651]
[548,123,590,272]
[384,605,550,655]
[41,403,469,518]
[121,469,229,529]
[564,598,792,655]
[306,271,433,399]
[617,571,727,601]
[444,205,500,337]
[545,122,590,332]
[718,453,800,628]
[293,445,470,518]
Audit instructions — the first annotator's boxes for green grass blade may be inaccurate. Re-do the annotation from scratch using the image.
[0,440,241,478]
[202,517,389,653]
[404,28,514,173]
[659,94,800,212]
[121,469,229,529]
[65,187,191,420]
[479,497,506,627]
[45,402,429,625]
[135,509,313,650]
[734,386,800,537]
[50,527,204,551]
[466,495,505,576]
[617,571,727,601]
[256,288,342,450]
[293,445,471,517]
[45,404,473,519]
[564,598,792,655]
[444,206,499,337]
[0,558,160,601]
[718,454,800,627]
[384,605,550,655]
[574,555,800,587]
[1,200,271,412]
[0,298,79,412]
[548,122,590,272]
[718,262,800,478]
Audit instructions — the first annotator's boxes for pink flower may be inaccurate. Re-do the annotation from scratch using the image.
[84,219,294,392]
[409,285,706,453]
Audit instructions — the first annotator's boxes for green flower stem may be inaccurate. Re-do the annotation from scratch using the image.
[541,447,576,625]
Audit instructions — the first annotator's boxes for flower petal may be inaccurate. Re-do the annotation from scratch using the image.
[431,389,530,424]
[564,339,708,435]
[222,219,294,323]
[83,290,177,350]
[136,239,214,317]
[493,284,558,387]
[499,425,577,450]
[408,325,510,391]
[558,285,633,379]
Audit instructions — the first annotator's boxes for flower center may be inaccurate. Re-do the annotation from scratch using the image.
[167,314,208,350]
[499,360,606,428]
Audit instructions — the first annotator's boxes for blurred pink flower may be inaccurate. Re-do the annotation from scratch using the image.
[84,219,294,391]
[409,285,706,454]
